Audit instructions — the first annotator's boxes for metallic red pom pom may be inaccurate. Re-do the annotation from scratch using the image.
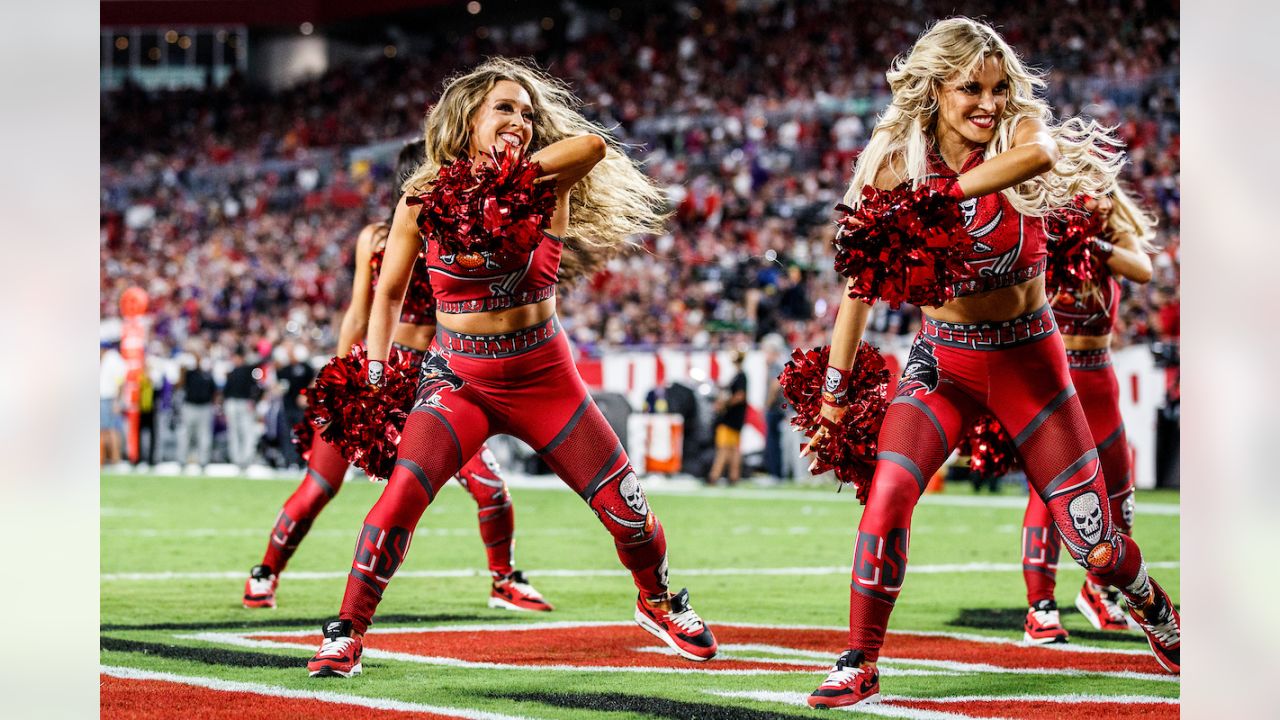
[1044,199,1107,296]
[406,147,558,262]
[306,345,420,481]
[777,342,891,503]
[958,414,1018,480]
[831,182,971,309]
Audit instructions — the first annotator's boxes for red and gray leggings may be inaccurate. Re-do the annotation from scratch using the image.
[258,345,518,582]
[847,306,1154,661]
[1021,347,1135,605]
[338,318,668,634]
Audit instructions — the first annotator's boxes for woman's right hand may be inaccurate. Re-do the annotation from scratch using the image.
[800,402,848,472]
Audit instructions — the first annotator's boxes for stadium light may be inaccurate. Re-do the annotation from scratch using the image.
[300,22,314,35]
[467,1,482,14]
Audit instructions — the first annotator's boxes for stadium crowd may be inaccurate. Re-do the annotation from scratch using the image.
[100,0,1180,468]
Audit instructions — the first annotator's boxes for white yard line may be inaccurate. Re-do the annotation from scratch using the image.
[101,560,1180,582]
[709,691,1000,720]
[99,664,536,720]
[709,689,1177,720]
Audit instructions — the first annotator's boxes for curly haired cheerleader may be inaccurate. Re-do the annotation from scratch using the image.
[802,18,1179,709]
[1020,186,1158,643]
[243,141,552,613]
[306,58,717,678]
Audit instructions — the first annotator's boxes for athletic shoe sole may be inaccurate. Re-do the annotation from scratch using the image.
[1022,631,1068,645]
[809,692,881,710]
[488,595,552,612]
[242,599,276,609]
[308,663,361,678]
[1144,642,1179,674]
[1075,592,1137,632]
[634,608,714,662]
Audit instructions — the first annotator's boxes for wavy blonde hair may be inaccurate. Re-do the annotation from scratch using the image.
[846,17,1125,217]
[1106,183,1159,254]
[403,57,666,280]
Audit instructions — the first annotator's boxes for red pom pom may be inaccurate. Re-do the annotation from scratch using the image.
[291,407,318,462]
[406,147,557,262]
[307,345,419,480]
[1044,200,1106,295]
[958,414,1018,480]
[777,343,891,503]
[832,182,971,309]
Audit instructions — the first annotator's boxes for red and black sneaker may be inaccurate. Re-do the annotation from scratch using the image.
[634,588,717,661]
[1127,580,1180,674]
[1076,581,1139,631]
[242,565,278,609]
[808,649,880,709]
[1023,598,1070,644]
[489,570,554,612]
[307,619,363,678]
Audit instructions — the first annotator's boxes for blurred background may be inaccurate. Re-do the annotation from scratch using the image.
[98,0,1180,488]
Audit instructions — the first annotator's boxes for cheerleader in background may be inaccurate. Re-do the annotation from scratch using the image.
[243,140,551,614]
[1020,186,1158,643]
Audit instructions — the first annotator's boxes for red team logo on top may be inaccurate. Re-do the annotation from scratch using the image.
[957,192,1023,278]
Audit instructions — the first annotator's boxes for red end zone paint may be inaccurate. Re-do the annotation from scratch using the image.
[894,697,1176,720]
[253,623,1157,676]
[100,675,462,720]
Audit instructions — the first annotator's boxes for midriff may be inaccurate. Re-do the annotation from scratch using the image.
[392,322,437,352]
[435,296,557,336]
[1061,332,1111,351]
[921,276,1047,324]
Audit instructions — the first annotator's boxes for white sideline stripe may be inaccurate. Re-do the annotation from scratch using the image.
[99,664,534,720]
[100,560,1180,582]
[709,691,987,720]
[104,527,584,539]
[710,690,1177,719]
[899,692,1178,705]
[640,645,959,676]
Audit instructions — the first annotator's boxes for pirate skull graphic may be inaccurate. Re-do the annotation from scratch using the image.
[1069,491,1104,545]
[959,197,978,226]
[619,472,649,516]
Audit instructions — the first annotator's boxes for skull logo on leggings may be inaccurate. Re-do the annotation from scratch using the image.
[619,472,649,516]
[1069,491,1104,545]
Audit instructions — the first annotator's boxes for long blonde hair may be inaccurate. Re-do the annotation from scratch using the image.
[1106,183,1159,254]
[403,57,666,280]
[846,17,1125,217]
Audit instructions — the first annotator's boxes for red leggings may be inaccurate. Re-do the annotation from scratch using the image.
[259,435,517,579]
[1021,348,1135,604]
[338,318,668,634]
[847,307,1154,661]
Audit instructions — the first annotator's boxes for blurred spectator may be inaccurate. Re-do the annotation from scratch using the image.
[134,357,158,467]
[99,344,127,466]
[176,349,218,470]
[223,346,264,470]
[708,350,748,486]
[276,342,315,469]
[761,334,789,480]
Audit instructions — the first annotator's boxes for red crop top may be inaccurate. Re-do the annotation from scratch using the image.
[422,230,562,315]
[1051,272,1118,336]
[923,148,1048,297]
[370,225,437,325]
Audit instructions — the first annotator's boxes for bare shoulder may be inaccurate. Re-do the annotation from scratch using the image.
[1012,115,1049,143]
[872,153,908,190]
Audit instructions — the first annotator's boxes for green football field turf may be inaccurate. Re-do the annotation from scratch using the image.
[100,471,1180,719]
